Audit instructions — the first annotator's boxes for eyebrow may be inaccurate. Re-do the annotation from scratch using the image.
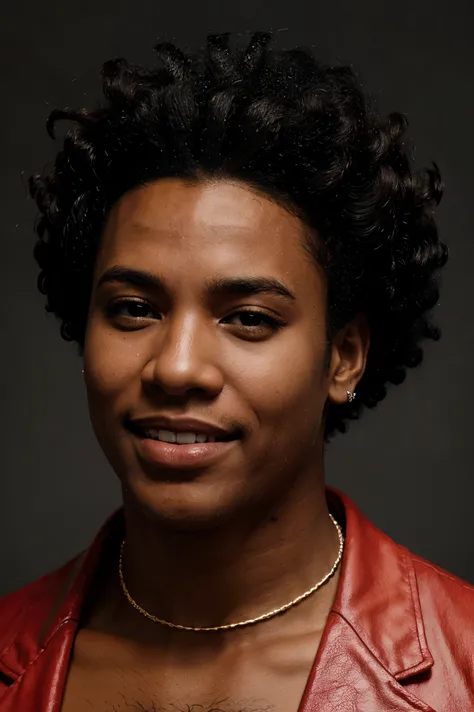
[97,266,296,302]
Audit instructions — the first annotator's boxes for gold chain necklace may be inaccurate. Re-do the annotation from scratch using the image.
[118,513,344,632]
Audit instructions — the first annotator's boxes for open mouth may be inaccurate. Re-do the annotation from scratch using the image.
[126,419,241,470]
[128,424,237,445]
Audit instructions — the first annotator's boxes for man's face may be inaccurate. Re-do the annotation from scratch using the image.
[83,178,336,528]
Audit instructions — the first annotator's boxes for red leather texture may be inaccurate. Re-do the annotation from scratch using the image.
[1,490,473,711]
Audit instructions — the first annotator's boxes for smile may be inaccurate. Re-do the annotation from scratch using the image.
[143,428,230,444]
[130,428,239,470]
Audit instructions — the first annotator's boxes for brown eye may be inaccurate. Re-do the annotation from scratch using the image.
[222,309,284,330]
[107,299,157,321]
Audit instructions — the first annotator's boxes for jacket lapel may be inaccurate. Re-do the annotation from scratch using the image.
[299,613,436,711]
[298,489,437,712]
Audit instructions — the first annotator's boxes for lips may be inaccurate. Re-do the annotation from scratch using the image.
[125,416,241,472]
[126,416,238,443]
[137,438,237,470]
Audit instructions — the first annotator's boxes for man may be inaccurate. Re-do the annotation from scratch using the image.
[1,32,472,712]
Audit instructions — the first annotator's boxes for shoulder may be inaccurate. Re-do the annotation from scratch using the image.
[411,551,474,613]
[409,550,474,656]
[0,556,81,647]
[0,509,122,652]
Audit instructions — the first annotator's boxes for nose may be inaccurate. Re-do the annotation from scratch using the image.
[141,312,224,398]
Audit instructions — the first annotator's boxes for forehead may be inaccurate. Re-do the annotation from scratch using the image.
[97,178,322,292]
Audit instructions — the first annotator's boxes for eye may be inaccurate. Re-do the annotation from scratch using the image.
[106,299,158,323]
[221,309,285,331]
[105,301,285,334]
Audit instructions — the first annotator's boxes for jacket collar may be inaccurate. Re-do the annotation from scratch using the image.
[327,489,433,681]
[0,489,433,687]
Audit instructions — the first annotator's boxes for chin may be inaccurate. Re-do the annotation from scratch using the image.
[123,475,248,533]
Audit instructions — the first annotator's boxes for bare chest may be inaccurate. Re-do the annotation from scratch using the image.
[60,628,321,712]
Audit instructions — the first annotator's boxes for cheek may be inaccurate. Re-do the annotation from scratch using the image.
[83,318,144,400]
[236,331,328,423]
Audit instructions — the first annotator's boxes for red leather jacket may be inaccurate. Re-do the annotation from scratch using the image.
[1,489,473,711]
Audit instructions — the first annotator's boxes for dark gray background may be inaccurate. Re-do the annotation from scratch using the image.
[1,0,473,596]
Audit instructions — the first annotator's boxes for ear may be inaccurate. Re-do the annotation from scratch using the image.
[327,313,370,405]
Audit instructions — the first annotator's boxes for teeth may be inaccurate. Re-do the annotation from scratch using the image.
[144,429,216,444]
[176,432,198,445]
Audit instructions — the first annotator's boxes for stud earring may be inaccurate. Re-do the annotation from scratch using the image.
[346,390,356,403]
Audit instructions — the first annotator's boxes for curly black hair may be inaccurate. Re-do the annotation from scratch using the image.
[30,31,448,438]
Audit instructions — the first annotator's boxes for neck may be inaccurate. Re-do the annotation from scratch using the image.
[117,474,340,631]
